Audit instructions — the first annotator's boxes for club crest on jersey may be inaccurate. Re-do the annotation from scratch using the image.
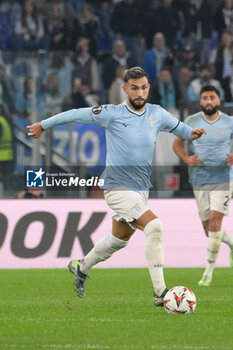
[146,117,155,127]
[92,106,102,115]
[219,127,226,133]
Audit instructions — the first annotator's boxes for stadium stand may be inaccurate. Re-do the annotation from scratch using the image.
[0,0,232,198]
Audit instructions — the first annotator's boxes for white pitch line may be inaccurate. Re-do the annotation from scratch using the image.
[0,317,151,323]
[1,345,233,350]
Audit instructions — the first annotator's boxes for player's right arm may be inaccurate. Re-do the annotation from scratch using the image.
[27,107,106,139]
[173,137,202,167]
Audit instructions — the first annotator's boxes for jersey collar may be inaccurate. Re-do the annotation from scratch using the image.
[202,111,221,124]
[124,101,146,116]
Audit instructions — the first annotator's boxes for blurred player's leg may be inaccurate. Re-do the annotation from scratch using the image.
[202,223,233,267]
[199,210,224,286]
[197,187,232,285]
[222,230,233,267]
[198,230,223,286]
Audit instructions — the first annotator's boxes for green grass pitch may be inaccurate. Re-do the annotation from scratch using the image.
[0,268,232,350]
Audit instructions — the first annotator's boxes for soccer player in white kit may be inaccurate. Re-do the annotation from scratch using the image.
[28,67,205,306]
[173,85,233,287]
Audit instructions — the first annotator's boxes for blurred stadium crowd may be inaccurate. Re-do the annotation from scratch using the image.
[0,0,233,116]
[0,0,233,197]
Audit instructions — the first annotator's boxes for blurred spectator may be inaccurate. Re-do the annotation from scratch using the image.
[214,0,233,36]
[95,0,114,56]
[70,15,82,52]
[173,44,200,79]
[150,0,181,47]
[110,0,144,65]
[0,105,14,192]
[210,0,225,13]
[46,4,70,50]
[78,3,99,57]
[109,65,127,105]
[42,0,78,50]
[62,78,87,110]
[182,0,212,41]
[0,0,20,50]
[141,1,159,48]
[17,187,45,198]
[150,66,180,110]
[0,64,16,117]
[62,78,99,110]
[47,52,74,99]
[181,0,213,63]
[13,76,44,119]
[222,59,233,101]
[65,0,85,15]
[0,0,20,16]
[37,0,75,31]
[42,72,63,116]
[187,65,225,102]
[73,36,99,92]
[142,32,171,84]
[176,66,192,107]
[87,0,114,10]
[79,80,99,106]
[102,39,136,89]
[14,0,49,51]
[148,0,161,9]
[209,29,233,81]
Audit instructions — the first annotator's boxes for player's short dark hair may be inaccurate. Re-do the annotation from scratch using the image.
[123,66,148,83]
[200,85,220,97]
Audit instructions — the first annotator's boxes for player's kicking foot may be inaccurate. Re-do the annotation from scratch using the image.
[230,249,233,268]
[154,288,169,307]
[198,275,211,287]
[68,260,88,298]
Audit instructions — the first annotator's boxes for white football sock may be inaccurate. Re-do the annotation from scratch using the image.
[222,229,233,249]
[144,218,166,296]
[80,234,128,274]
[204,231,222,279]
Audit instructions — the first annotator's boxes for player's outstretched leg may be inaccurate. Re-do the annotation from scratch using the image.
[153,288,169,307]
[222,229,233,267]
[144,218,168,306]
[198,230,222,287]
[68,260,87,298]
[68,232,129,297]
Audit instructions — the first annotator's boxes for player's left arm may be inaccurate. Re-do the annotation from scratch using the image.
[170,121,206,140]
[160,108,206,140]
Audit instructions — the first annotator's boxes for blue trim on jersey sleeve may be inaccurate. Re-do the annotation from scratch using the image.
[169,120,180,133]
[171,121,192,140]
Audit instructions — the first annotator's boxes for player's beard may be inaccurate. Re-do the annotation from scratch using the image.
[129,96,147,110]
[201,104,220,116]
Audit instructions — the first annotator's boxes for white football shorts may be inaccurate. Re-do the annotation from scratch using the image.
[104,189,149,227]
[193,182,233,222]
